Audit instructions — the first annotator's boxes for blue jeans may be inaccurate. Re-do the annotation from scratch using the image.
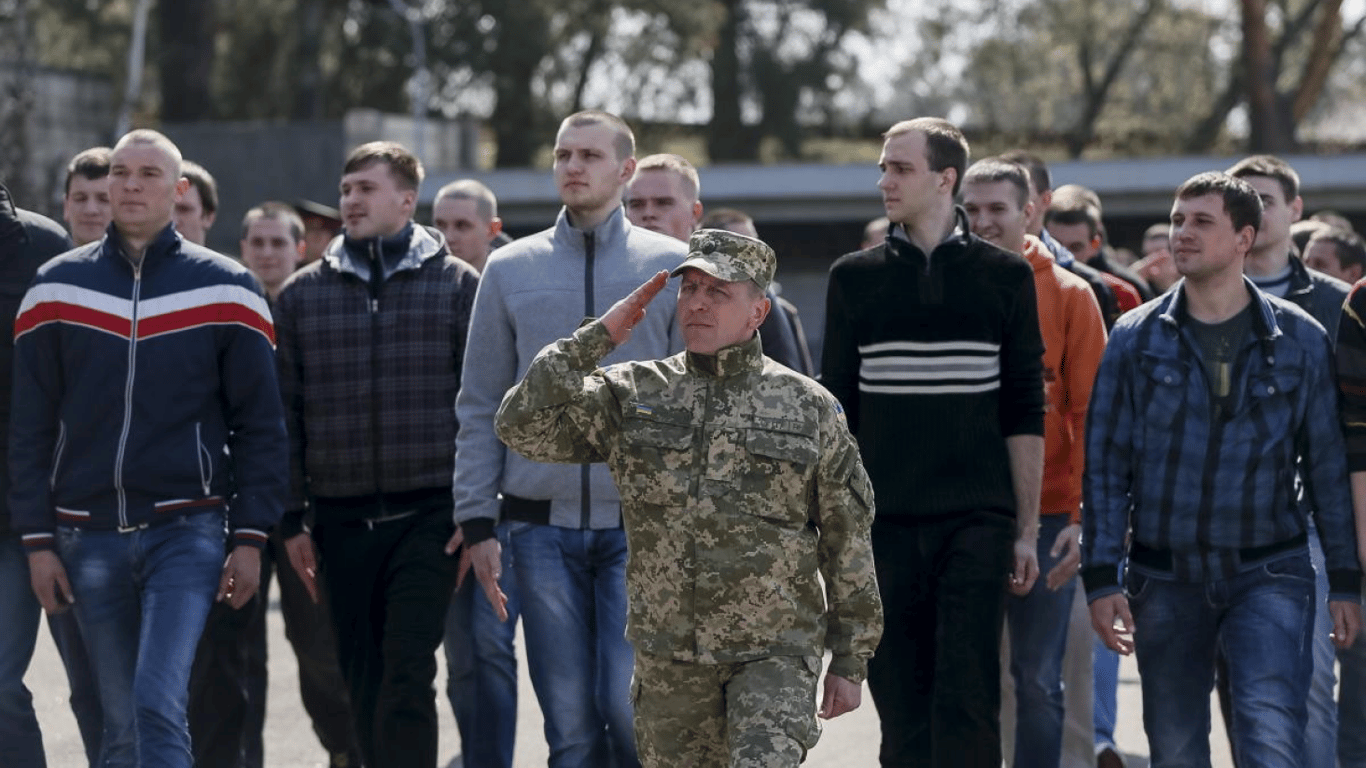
[48,609,102,765]
[1305,524,1337,768]
[1341,608,1366,768]
[446,521,522,768]
[0,534,45,768]
[1092,636,1119,751]
[1005,514,1075,768]
[512,524,639,768]
[1128,550,1315,768]
[59,512,226,768]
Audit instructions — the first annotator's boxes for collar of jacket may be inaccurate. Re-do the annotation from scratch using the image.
[1284,252,1317,302]
[685,332,765,379]
[552,205,630,253]
[324,222,442,281]
[885,205,973,263]
[99,222,181,271]
[1159,274,1283,347]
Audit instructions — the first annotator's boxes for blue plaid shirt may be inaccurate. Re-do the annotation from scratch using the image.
[1081,277,1362,602]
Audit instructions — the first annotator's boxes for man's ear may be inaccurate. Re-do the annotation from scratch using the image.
[488,217,504,241]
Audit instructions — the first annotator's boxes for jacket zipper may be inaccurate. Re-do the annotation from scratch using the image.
[49,420,67,489]
[113,260,143,528]
[581,231,596,528]
[370,240,384,497]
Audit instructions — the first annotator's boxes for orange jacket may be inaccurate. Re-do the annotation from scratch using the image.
[1022,236,1108,522]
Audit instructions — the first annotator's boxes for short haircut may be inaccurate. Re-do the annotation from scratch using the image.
[241,201,305,243]
[434,179,498,221]
[1227,154,1300,202]
[65,146,112,194]
[1291,219,1334,253]
[884,117,969,196]
[560,110,635,161]
[1310,210,1354,232]
[1045,199,1103,238]
[1053,184,1103,214]
[1174,171,1262,236]
[999,149,1051,195]
[343,141,424,192]
[962,158,1031,209]
[1308,228,1366,274]
[113,129,183,177]
[181,160,219,215]
[632,154,700,201]
[700,208,753,230]
[1143,222,1169,241]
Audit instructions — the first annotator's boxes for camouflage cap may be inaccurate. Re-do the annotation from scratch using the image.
[671,228,776,290]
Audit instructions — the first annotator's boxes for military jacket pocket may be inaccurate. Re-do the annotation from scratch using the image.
[738,418,819,525]
[621,415,694,506]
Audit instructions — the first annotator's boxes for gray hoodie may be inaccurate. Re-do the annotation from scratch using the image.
[454,205,685,541]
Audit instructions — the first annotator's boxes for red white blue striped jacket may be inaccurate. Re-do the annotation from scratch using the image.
[8,223,288,552]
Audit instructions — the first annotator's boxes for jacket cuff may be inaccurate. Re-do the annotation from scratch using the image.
[277,509,307,540]
[826,654,867,685]
[230,528,270,550]
[1328,569,1363,601]
[21,532,55,554]
[1081,563,1120,599]
[460,517,496,546]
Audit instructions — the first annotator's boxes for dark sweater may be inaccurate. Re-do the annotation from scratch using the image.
[820,210,1045,520]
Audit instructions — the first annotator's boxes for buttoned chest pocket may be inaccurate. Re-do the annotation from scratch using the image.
[621,416,694,507]
[1139,357,1187,431]
[1245,369,1300,442]
[738,421,820,525]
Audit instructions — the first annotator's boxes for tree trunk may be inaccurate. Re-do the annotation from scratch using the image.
[491,3,549,167]
[1241,0,1297,151]
[1291,0,1343,122]
[291,0,325,120]
[159,0,216,122]
[708,0,756,162]
[1065,0,1161,157]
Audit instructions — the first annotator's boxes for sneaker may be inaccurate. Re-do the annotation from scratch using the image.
[1096,745,1125,768]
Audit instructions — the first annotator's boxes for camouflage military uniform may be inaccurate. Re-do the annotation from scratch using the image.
[494,259,883,766]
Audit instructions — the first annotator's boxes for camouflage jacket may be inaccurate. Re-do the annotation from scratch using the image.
[495,320,883,682]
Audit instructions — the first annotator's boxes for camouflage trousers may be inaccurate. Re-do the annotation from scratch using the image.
[631,652,822,768]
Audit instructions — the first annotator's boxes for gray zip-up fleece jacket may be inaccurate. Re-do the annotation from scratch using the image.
[454,206,685,544]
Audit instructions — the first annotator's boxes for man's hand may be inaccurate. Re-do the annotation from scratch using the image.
[601,271,670,346]
[284,533,320,604]
[1089,594,1135,655]
[447,533,508,622]
[1329,599,1363,649]
[818,673,862,720]
[218,545,262,609]
[1045,523,1082,591]
[28,550,74,614]
[1009,535,1040,596]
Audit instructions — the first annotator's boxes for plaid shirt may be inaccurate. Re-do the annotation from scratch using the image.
[1081,277,1361,601]
[274,224,478,515]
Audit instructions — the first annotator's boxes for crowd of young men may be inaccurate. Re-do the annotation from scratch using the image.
[1,111,1364,768]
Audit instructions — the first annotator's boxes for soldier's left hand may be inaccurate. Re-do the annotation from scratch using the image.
[601,271,670,345]
[1009,537,1039,596]
[1044,523,1082,591]
[218,544,262,610]
[1329,599,1362,649]
[818,673,862,719]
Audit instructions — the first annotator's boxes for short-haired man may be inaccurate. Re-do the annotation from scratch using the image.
[458,110,685,768]
[1306,228,1366,284]
[625,158,812,374]
[234,200,361,768]
[962,158,1106,768]
[495,229,882,767]
[432,179,504,274]
[430,178,523,768]
[1225,154,1351,768]
[860,216,890,251]
[240,203,306,300]
[62,146,113,247]
[1045,194,1150,308]
[1135,222,1179,295]
[175,160,218,246]
[998,150,1124,327]
[822,117,1046,767]
[0,182,73,768]
[276,141,479,768]
[1084,171,1363,765]
[12,129,286,768]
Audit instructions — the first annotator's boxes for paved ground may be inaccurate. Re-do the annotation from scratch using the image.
[26,580,1234,767]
